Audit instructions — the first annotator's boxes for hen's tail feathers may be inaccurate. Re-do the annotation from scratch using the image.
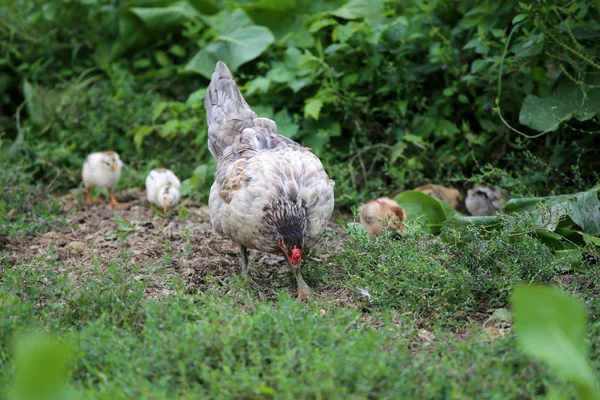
[205,61,253,159]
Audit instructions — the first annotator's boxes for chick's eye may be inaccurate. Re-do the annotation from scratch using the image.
[104,161,111,166]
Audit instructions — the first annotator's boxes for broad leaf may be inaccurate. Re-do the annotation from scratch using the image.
[569,190,600,236]
[393,190,448,234]
[329,0,386,20]
[511,285,599,399]
[519,78,600,132]
[184,9,274,78]
[304,98,323,120]
[130,1,201,31]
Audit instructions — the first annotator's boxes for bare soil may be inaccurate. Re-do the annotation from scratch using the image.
[4,189,353,304]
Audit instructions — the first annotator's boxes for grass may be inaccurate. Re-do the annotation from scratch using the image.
[1,164,598,399]
[0,256,573,399]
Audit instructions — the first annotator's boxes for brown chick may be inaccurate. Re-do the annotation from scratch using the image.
[359,197,407,237]
[414,184,463,210]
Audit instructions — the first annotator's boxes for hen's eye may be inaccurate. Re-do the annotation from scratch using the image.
[104,161,111,166]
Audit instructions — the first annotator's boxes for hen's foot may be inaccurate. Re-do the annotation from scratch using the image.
[291,265,312,302]
[296,285,311,302]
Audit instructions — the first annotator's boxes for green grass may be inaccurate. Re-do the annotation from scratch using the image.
[0,255,576,399]
[2,164,599,400]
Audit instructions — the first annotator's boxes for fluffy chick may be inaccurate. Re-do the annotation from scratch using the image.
[82,151,123,206]
[465,185,510,216]
[359,197,407,237]
[145,168,181,212]
[414,184,463,210]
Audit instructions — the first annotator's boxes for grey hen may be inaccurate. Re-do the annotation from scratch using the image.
[465,185,510,216]
[205,61,335,300]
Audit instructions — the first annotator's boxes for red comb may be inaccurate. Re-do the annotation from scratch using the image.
[291,246,302,264]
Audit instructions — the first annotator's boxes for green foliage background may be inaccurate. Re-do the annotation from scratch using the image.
[1,0,599,206]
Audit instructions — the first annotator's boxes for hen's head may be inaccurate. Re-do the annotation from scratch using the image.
[277,234,304,265]
[264,197,308,265]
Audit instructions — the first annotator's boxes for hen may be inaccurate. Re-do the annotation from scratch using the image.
[205,61,335,300]
[359,197,407,237]
[465,185,510,216]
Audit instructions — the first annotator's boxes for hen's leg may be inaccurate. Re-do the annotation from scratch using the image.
[290,264,311,301]
[240,244,250,276]
[108,188,122,206]
[86,187,93,204]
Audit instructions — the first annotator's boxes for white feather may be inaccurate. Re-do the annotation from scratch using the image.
[145,168,181,209]
[82,151,122,189]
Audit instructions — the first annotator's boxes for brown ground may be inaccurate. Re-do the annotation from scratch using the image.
[4,189,353,304]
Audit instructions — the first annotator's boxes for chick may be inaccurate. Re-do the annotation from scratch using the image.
[414,184,463,210]
[82,151,123,206]
[465,185,510,216]
[145,168,181,212]
[359,197,407,237]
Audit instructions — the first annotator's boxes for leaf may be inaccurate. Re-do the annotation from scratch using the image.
[519,78,600,132]
[393,191,448,234]
[185,88,206,109]
[154,50,172,67]
[304,98,323,120]
[10,331,77,400]
[205,8,253,33]
[511,285,599,399]
[443,214,502,230]
[184,10,275,78]
[329,0,385,20]
[246,77,271,95]
[152,102,168,123]
[129,1,200,31]
[128,126,154,150]
[569,190,600,236]
[512,13,527,24]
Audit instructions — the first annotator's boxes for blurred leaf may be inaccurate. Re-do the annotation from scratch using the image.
[129,1,201,31]
[127,126,154,150]
[9,331,76,400]
[393,190,447,234]
[329,0,385,20]
[304,98,323,120]
[185,88,206,108]
[511,285,599,400]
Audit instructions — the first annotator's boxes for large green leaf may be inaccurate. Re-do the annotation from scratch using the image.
[505,187,600,236]
[569,190,600,236]
[237,0,346,46]
[329,0,386,20]
[130,1,201,30]
[519,78,600,132]
[10,332,77,400]
[393,190,447,234]
[511,285,599,399]
[184,9,274,78]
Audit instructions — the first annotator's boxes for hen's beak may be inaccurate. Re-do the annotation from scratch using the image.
[163,203,168,213]
[111,162,118,171]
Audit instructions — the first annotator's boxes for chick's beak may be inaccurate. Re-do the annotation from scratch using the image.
[111,162,118,171]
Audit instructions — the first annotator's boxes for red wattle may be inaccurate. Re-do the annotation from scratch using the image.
[291,246,302,264]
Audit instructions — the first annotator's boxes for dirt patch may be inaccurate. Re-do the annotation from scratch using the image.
[5,190,354,304]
